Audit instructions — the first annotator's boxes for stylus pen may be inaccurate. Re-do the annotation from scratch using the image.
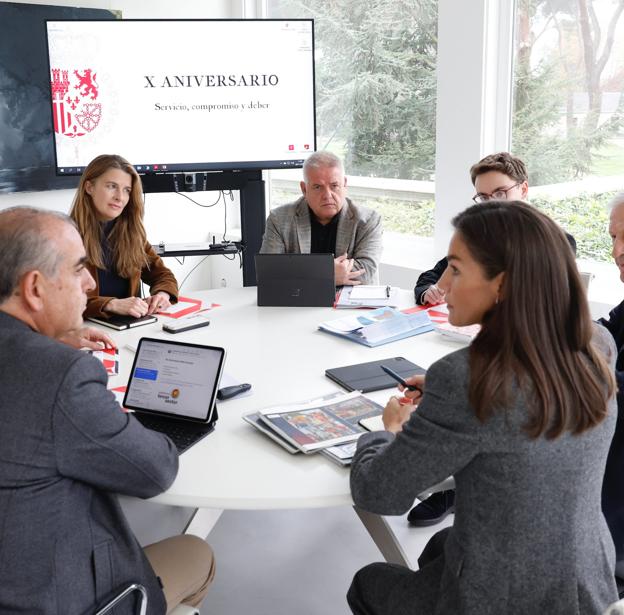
[380,364,420,392]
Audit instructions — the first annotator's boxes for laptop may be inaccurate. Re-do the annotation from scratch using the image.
[123,337,226,453]
[255,253,336,307]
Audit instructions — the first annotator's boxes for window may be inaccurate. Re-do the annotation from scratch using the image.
[265,0,439,267]
[512,0,624,301]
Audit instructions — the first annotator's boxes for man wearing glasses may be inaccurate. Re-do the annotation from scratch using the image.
[414,152,530,306]
[409,151,576,528]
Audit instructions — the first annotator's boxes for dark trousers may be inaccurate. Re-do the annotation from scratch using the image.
[603,402,624,561]
[347,528,450,615]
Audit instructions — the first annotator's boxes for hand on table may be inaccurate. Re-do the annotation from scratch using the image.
[423,284,445,305]
[335,253,365,286]
[145,292,172,315]
[105,297,149,318]
[59,326,117,350]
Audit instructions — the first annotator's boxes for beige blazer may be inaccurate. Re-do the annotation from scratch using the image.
[259,196,383,284]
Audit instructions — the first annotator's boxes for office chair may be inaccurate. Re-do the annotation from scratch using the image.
[93,583,147,615]
[92,582,200,615]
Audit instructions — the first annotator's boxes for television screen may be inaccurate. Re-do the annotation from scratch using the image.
[45,19,316,176]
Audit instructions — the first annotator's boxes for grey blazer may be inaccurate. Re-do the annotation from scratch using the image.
[0,312,178,614]
[351,324,618,614]
[259,196,383,284]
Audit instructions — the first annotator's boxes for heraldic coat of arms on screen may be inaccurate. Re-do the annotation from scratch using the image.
[50,68,102,137]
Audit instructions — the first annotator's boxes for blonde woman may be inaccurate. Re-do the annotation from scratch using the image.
[70,154,178,319]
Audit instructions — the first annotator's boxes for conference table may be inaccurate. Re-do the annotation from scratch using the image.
[109,287,613,568]
[107,286,461,567]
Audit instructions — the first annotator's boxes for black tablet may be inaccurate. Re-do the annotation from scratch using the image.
[325,356,425,393]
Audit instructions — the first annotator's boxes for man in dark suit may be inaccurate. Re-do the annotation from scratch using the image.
[0,207,214,614]
[600,192,624,585]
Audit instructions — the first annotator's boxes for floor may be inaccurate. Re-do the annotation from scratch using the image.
[121,497,454,615]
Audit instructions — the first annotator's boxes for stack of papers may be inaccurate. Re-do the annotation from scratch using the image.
[435,321,480,343]
[318,307,434,347]
[423,304,480,343]
[335,285,399,308]
[243,391,383,455]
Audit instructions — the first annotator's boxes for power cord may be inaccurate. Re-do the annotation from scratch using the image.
[175,190,223,208]
[178,255,211,291]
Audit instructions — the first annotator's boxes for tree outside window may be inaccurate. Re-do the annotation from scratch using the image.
[513,0,624,263]
[266,0,438,239]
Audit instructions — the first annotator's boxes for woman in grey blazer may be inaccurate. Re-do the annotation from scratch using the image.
[348,201,618,614]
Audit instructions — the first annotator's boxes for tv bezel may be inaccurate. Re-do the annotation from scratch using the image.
[44,18,317,179]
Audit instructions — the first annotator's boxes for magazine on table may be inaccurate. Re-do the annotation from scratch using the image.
[318,307,433,347]
[244,391,383,454]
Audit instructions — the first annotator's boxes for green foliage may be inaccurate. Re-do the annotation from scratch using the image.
[269,0,438,180]
[512,59,588,184]
[356,197,435,235]
[531,192,614,261]
[513,0,624,184]
[365,191,614,263]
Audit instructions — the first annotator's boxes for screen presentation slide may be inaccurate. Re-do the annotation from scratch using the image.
[126,341,222,419]
[46,20,315,172]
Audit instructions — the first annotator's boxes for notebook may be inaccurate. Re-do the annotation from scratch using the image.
[325,356,425,393]
[255,253,335,307]
[123,337,226,453]
[87,313,157,330]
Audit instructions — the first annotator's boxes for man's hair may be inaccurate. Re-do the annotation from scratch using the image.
[469,152,528,186]
[608,191,624,211]
[303,151,344,182]
[452,201,614,439]
[0,207,74,303]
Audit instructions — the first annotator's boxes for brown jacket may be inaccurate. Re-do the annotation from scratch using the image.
[84,241,179,318]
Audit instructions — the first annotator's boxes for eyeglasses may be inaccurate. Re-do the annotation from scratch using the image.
[472,183,521,203]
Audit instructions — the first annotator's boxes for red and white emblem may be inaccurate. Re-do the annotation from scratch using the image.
[50,68,102,138]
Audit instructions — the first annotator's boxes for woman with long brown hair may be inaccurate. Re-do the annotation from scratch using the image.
[70,154,178,319]
[348,201,618,614]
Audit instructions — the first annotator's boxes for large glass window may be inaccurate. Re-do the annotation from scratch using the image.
[512,0,624,300]
[266,0,438,265]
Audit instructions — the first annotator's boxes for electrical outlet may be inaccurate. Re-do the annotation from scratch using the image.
[220,277,227,288]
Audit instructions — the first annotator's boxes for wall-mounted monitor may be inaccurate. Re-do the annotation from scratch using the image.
[45,19,316,177]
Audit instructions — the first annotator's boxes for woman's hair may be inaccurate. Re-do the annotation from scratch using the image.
[452,201,614,439]
[70,154,147,278]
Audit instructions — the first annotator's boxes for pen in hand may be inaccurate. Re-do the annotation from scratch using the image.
[380,364,421,392]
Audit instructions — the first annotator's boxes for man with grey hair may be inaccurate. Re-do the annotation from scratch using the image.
[0,207,215,614]
[260,151,383,285]
[599,192,624,591]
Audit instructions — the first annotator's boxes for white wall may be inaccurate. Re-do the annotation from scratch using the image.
[433,0,514,256]
[0,0,244,291]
